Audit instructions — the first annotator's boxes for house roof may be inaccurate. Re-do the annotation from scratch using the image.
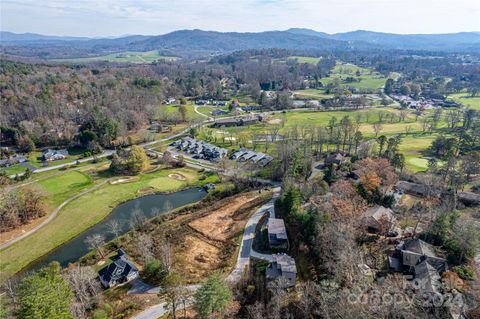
[364,206,395,223]
[273,253,297,274]
[267,218,288,240]
[395,181,428,196]
[99,254,137,284]
[414,260,443,294]
[402,239,437,258]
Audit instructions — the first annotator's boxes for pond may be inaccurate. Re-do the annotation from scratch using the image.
[21,187,207,274]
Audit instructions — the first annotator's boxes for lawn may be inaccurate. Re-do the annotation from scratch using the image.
[272,108,417,128]
[319,62,391,91]
[447,93,480,110]
[156,103,203,121]
[293,89,334,100]
[398,134,437,172]
[0,165,26,176]
[0,167,203,277]
[35,170,93,207]
[53,51,178,64]
[196,105,230,117]
[288,56,321,64]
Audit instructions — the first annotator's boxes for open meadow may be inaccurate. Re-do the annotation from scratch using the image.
[448,93,480,110]
[53,50,178,64]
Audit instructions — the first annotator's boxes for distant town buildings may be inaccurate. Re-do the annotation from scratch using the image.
[390,94,459,109]
[211,115,263,128]
[195,99,228,106]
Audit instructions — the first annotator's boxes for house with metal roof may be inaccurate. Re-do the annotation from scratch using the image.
[267,218,289,250]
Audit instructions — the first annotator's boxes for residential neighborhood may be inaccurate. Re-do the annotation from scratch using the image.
[1,3,480,319]
[171,137,228,162]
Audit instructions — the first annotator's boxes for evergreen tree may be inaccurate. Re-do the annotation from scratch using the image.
[194,272,232,318]
[17,262,73,319]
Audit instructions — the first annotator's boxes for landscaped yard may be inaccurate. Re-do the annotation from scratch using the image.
[0,166,205,277]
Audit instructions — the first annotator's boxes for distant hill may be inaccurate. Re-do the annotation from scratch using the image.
[1,29,479,60]
[286,28,480,50]
[131,29,352,51]
[0,31,89,43]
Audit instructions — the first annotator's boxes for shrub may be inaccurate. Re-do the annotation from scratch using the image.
[453,265,475,280]
[143,258,168,283]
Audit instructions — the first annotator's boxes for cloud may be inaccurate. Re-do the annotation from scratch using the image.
[1,0,479,37]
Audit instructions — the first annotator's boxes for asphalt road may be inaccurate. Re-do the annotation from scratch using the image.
[131,186,280,319]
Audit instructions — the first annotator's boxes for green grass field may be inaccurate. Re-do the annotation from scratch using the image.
[319,62,392,91]
[398,135,437,172]
[288,56,321,64]
[36,171,93,207]
[53,51,178,64]
[0,165,27,176]
[0,167,203,276]
[447,93,480,110]
[293,89,334,100]
[196,105,230,117]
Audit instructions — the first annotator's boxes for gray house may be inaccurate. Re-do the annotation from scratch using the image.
[266,254,297,289]
[98,249,139,288]
[267,218,289,250]
[42,149,69,161]
[389,239,447,296]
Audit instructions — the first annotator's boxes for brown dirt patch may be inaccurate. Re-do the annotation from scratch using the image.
[168,173,186,181]
[175,235,221,282]
[188,194,259,242]
[268,118,282,124]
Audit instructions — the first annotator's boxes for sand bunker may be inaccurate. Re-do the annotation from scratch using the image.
[110,177,136,184]
[268,118,282,124]
[168,173,186,181]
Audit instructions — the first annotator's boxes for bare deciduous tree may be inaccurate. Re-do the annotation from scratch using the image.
[159,241,174,272]
[85,234,106,257]
[137,233,154,264]
[63,266,100,319]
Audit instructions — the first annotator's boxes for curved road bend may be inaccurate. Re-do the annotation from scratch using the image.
[131,186,281,319]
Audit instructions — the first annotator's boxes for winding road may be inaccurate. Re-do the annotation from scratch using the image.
[131,186,281,319]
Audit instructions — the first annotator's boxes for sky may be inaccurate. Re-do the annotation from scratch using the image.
[1,0,480,37]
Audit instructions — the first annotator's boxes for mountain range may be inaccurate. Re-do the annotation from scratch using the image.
[1,28,479,59]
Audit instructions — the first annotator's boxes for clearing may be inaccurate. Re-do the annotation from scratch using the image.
[53,51,178,64]
[188,193,260,242]
[447,93,480,111]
